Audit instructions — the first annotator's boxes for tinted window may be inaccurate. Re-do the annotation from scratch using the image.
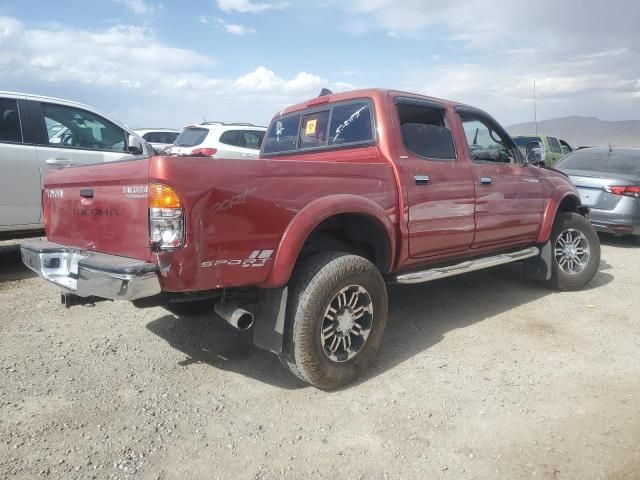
[174,127,209,147]
[143,131,178,144]
[0,98,22,143]
[263,114,301,154]
[329,102,373,145]
[560,140,572,152]
[549,137,562,153]
[513,136,542,148]
[239,130,265,150]
[219,130,241,146]
[397,103,455,160]
[300,110,330,149]
[460,113,516,163]
[557,148,640,176]
[41,103,126,152]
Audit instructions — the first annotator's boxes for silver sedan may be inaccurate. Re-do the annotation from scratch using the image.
[557,147,640,243]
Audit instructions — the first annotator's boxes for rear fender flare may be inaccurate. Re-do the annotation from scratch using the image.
[263,194,396,288]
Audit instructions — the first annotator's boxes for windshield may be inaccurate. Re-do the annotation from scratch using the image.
[513,136,542,148]
[557,148,640,176]
[174,127,208,147]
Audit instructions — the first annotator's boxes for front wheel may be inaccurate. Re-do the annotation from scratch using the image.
[545,212,600,291]
[279,252,388,390]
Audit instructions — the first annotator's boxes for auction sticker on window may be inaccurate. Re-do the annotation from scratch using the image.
[305,119,317,135]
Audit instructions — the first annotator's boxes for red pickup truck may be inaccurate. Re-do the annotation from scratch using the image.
[22,89,600,389]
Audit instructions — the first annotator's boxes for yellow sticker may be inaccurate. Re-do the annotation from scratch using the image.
[305,119,317,135]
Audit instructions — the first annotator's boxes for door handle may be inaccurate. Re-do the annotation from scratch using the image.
[480,177,493,185]
[414,175,430,185]
[46,158,74,166]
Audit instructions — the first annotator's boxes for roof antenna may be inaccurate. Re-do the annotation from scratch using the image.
[319,88,333,97]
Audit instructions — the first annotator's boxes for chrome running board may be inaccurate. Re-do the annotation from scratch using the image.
[391,246,540,285]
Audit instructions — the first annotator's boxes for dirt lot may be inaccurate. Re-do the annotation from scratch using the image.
[0,237,639,480]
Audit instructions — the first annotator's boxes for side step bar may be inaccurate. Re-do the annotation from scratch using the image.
[391,246,540,285]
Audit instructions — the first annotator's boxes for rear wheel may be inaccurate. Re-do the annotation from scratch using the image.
[545,212,600,291]
[279,252,388,389]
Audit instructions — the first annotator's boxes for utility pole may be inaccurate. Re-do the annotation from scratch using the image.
[534,80,538,135]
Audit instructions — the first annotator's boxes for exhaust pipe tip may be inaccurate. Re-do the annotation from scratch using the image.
[214,302,254,331]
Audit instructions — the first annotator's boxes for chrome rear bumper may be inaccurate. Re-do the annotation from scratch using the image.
[21,239,161,301]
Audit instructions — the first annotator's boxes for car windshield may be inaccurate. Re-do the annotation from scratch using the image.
[557,148,640,176]
[513,136,542,148]
[174,127,208,147]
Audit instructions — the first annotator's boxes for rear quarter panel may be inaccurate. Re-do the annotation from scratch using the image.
[151,150,398,292]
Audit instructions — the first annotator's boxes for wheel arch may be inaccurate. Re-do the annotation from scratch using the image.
[537,192,584,243]
[263,194,396,288]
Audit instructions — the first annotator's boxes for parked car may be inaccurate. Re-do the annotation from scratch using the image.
[0,92,151,237]
[513,135,572,166]
[556,147,640,243]
[22,88,600,389]
[170,122,266,159]
[133,128,180,154]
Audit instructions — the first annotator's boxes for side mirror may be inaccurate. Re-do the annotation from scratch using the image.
[525,141,544,166]
[127,135,145,155]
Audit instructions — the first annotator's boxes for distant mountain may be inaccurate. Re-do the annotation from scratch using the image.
[506,116,640,148]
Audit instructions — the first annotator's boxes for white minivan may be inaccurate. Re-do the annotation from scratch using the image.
[0,92,151,236]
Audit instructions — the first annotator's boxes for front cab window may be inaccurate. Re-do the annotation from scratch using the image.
[459,112,519,164]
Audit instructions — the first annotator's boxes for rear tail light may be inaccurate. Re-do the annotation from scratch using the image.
[604,185,640,198]
[191,148,217,156]
[149,183,184,249]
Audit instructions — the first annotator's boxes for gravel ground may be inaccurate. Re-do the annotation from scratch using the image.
[0,236,639,480]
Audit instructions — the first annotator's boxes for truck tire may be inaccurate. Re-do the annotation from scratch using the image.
[280,252,388,389]
[545,212,600,291]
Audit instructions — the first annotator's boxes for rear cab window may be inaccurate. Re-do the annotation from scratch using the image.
[174,127,209,147]
[262,99,374,156]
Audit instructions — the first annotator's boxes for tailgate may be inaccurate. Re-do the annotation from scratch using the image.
[44,158,153,261]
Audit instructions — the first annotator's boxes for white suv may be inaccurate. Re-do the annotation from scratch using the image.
[0,91,151,236]
[170,122,266,159]
[133,128,180,154]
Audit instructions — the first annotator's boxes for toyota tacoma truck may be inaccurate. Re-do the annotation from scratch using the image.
[22,89,600,389]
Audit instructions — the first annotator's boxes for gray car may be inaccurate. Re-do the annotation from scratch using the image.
[556,147,640,242]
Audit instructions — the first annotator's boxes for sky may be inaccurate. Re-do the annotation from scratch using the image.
[1,0,639,130]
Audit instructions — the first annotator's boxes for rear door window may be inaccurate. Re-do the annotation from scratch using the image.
[549,137,562,153]
[0,98,22,143]
[174,127,209,147]
[239,130,265,150]
[397,102,455,160]
[219,130,241,147]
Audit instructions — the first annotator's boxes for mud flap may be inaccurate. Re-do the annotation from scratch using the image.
[523,241,552,281]
[253,286,288,354]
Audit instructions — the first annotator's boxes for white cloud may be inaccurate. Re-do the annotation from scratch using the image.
[0,16,350,127]
[234,66,352,94]
[334,0,640,123]
[202,17,256,35]
[216,0,287,14]
[114,0,154,14]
